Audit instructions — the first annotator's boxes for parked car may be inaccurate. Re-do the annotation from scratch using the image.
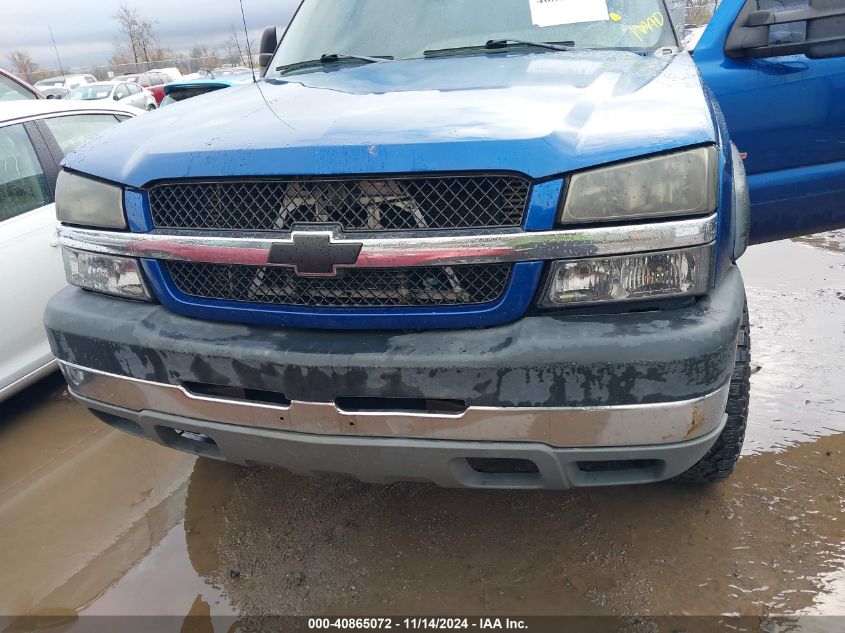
[34,74,98,91]
[0,68,44,101]
[210,66,253,76]
[150,67,183,81]
[47,0,845,488]
[683,25,708,51]
[160,71,255,106]
[40,87,69,100]
[113,72,173,106]
[67,81,157,111]
[0,99,141,401]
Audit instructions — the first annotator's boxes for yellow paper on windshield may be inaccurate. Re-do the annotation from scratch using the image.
[529,0,611,27]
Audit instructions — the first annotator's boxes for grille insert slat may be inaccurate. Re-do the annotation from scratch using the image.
[148,176,530,232]
[167,263,512,308]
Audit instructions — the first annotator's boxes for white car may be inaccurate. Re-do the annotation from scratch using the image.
[0,99,142,401]
[67,81,157,111]
[34,74,98,91]
[683,26,708,52]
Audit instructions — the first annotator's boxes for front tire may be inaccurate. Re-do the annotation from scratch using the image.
[676,301,751,483]
[147,103,156,111]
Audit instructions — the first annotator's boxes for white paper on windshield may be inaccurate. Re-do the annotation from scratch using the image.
[529,0,610,27]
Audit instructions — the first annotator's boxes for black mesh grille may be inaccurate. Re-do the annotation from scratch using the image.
[166,262,512,308]
[148,176,530,232]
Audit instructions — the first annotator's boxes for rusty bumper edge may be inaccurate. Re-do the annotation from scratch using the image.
[69,389,729,490]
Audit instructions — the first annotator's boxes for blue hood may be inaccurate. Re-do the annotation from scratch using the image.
[65,50,717,187]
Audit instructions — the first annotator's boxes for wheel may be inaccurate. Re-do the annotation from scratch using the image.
[147,103,156,111]
[675,301,751,483]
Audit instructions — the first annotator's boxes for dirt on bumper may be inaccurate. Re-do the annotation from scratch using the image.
[43,268,746,410]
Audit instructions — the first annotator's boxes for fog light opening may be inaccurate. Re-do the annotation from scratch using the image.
[155,425,221,459]
[466,458,540,474]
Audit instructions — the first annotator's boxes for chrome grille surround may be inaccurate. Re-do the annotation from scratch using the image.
[148,175,531,232]
[56,215,719,270]
[166,262,513,308]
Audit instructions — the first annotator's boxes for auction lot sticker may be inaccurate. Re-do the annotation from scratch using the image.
[529,0,610,27]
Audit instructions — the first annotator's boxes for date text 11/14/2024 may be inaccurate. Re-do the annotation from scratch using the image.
[308,618,528,630]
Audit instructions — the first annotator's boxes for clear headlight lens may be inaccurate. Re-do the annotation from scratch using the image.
[55,171,126,229]
[62,248,152,301]
[561,146,718,224]
[540,246,713,308]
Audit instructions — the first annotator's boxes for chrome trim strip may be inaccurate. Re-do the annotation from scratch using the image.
[0,109,139,128]
[60,361,730,448]
[57,214,717,270]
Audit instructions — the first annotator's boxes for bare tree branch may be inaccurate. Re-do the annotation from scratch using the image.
[111,4,165,71]
[7,50,40,81]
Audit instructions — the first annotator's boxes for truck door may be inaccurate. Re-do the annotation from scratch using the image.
[693,0,845,244]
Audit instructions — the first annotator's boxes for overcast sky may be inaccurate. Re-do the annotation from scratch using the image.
[1,0,300,71]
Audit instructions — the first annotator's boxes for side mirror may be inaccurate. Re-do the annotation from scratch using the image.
[259,26,278,77]
[726,0,845,59]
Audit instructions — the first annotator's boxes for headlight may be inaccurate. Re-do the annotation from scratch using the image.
[540,245,713,308]
[56,171,126,229]
[561,146,718,224]
[62,248,152,301]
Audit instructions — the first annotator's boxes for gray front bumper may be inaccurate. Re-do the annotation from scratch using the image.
[44,267,745,488]
[73,390,727,489]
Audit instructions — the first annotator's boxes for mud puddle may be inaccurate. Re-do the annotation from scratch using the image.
[0,376,198,617]
[741,236,845,454]
[0,234,842,624]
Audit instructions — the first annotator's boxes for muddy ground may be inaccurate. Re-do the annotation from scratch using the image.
[0,234,843,629]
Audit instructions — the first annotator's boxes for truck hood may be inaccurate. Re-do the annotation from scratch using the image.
[64,50,717,187]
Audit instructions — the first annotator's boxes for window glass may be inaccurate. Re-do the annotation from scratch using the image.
[0,74,37,101]
[67,84,113,100]
[43,114,120,155]
[0,125,50,222]
[161,85,226,106]
[114,84,130,100]
[128,83,141,95]
[271,0,676,76]
[761,0,808,46]
[85,76,97,83]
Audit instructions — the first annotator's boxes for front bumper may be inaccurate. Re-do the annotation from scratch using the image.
[44,267,745,489]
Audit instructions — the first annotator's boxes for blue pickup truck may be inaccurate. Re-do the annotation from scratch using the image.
[46,0,845,489]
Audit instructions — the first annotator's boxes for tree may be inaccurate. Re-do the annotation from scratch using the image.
[222,24,247,67]
[111,4,162,71]
[685,0,716,25]
[7,50,40,81]
[189,44,222,71]
[221,24,255,67]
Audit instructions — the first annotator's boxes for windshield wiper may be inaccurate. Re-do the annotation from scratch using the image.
[424,39,575,57]
[275,53,393,76]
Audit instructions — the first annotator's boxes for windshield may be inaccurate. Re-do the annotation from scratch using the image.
[1,75,37,101]
[269,0,675,76]
[68,84,113,100]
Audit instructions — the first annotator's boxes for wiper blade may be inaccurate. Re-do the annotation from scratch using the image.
[424,39,575,57]
[320,53,392,64]
[275,53,393,76]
